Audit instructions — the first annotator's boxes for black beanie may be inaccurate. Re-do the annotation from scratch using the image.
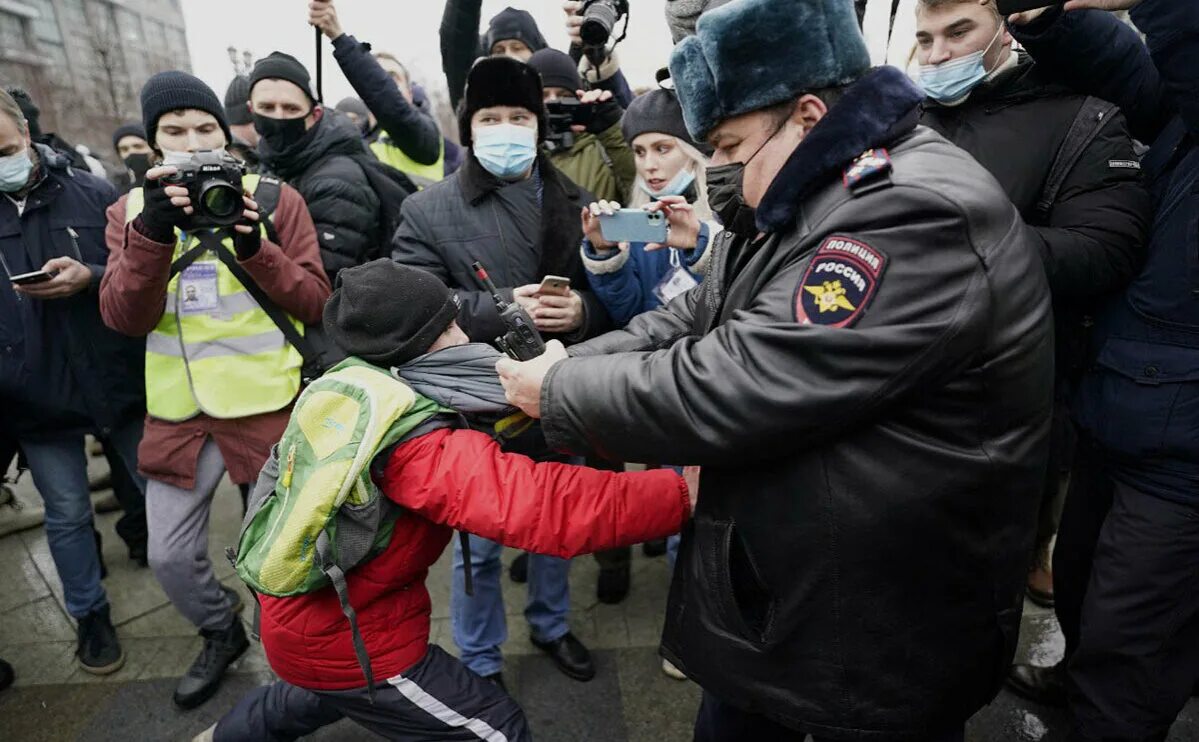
[324,259,461,368]
[140,71,231,148]
[224,75,253,126]
[482,7,547,55]
[335,97,370,119]
[250,52,317,105]
[111,122,148,152]
[528,49,582,93]
[621,88,694,147]
[457,56,547,147]
[6,87,42,139]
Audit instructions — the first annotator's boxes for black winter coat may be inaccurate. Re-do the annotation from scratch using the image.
[392,153,611,345]
[540,68,1054,739]
[0,145,145,439]
[921,54,1152,382]
[258,111,381,284]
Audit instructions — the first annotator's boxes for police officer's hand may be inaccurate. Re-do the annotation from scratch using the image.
[12,257,92,300]
[232,193,262,260]
[308,0,344,41]
[137,165,190,243]
[581,200,622,249]
[496,339,569,419]
[644,196,701,252]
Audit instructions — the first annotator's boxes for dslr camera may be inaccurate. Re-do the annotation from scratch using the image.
[578,0,629,67]
[161,149,247,229]
[544,98,595,153]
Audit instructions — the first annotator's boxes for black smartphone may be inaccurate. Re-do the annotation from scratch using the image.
[996,0,1062,15]
[10,270,57,285]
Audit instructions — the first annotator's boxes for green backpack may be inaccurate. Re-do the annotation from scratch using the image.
[230,357,449,691]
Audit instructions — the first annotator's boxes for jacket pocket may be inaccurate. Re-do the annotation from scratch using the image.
[698,518,776,645]
[1081,337,1199,462]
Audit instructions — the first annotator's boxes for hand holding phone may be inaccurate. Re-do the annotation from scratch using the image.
[599,208,669,245]
[10,270,58,286]
[538,275,571,296]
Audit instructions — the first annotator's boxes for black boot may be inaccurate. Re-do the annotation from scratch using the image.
[531,632,595,682]
[173,620,249,709]
[1006,661,1067,707]
[642,539,668,557]
[597,564,630,604]
[77,604,125,675]
[509,552,529,584]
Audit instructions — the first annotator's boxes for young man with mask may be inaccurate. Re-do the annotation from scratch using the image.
[250,51,385,284]
[199,259,691,742]
[915,0,1150,619]
[496,0,1055,738]
[0,88,146,678]
[112,122,153,191]
[308,0,445,188]
[222,76,260,171]
[99,70,331,709]
[392,56,612,688]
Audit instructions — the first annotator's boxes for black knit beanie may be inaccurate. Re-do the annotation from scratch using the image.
[457,56,547,147]
[528,49,582,93]
[6,87,42,139]
[111,122,148,152]
[250,52,317,106]
[483,7,548,55]
[621,88,694,147]
[324,259,461,368]
[140,71,231,148]
[224,75,253,126]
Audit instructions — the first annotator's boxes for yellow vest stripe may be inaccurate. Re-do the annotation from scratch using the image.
[369,136,444,188]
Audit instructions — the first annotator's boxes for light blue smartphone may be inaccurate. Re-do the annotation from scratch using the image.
[598,209,668,244]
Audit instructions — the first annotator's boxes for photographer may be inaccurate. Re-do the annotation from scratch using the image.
[530,48,635,204]
[0,87,146,679]
[99,70,330,710]
[308,0,446,187]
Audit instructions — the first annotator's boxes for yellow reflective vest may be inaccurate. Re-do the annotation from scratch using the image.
[125,174,303,422]
[369,136,444,189]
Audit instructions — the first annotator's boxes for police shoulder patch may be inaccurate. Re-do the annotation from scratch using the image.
[794,236,888,328]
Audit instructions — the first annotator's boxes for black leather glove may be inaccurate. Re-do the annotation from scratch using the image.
[135,178,180,243]
[588,98,624,135]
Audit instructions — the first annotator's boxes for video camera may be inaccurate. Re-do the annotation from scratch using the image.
[544,98,596,153]
[161,149,247,229]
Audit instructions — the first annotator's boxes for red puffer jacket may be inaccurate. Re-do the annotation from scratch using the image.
[258,427,690,690]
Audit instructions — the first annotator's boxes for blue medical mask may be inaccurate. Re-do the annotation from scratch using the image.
[918,26,1004,104]
[472,124,538,179]
[637,168,696,198]
[0,148,34,192]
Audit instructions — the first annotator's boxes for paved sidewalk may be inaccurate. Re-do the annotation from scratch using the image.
[0,462,1195,741]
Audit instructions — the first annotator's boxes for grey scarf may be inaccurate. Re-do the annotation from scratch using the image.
[392,343,514,415]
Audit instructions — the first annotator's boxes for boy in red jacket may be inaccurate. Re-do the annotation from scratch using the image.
[203,260,690,741]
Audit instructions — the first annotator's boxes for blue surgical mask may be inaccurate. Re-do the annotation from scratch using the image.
[637,168,696,198]
[918,27,1004,104]
[0,148,34,192]
[472,124,538,179]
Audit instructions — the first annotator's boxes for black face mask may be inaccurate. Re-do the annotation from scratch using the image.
[123,152,152,185]
[253,113,310,152]
[705,120,787,237]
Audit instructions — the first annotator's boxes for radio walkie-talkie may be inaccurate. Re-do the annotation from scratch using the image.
[472,261,546,361]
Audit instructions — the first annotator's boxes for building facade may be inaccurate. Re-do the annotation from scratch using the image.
[0,0,190,162]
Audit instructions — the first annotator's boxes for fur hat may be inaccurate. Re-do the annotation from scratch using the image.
[669,0,870,141]
[457,56,547,147]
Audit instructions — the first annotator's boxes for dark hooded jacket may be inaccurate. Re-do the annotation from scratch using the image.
[258,110,381,283]
[538,68,1054,739]
[0,145,145,439]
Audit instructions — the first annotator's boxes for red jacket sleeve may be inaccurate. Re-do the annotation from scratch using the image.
[382,428,690,558]
[100,194,172,337]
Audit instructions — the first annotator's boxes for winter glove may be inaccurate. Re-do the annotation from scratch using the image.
[588,98,624,135]
[135,179,180,244]
[232,190,261,261]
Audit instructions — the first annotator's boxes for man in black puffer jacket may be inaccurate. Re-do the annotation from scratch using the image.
[250,51,382,284]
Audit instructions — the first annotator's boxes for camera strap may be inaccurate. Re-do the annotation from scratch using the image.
[192,230,327,383]
[168,242,210,280]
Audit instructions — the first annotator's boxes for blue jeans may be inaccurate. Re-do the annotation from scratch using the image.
[20,417,145,618]
[450,534,571,677]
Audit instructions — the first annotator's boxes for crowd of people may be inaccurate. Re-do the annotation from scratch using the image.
[0,0,1194,740]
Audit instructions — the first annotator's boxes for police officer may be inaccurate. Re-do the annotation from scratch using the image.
[496,0,1054,738]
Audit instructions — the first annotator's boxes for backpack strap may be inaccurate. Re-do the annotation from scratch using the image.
[1035,96,1120,222]
[317,532,378,702]
[193,230,326,383]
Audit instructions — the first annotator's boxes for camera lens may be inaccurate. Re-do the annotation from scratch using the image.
[580,0,619,46]
[199,181,241,219]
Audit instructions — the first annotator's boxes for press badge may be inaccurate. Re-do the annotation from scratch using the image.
[178,263,219,315]
[653,250,699,304]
